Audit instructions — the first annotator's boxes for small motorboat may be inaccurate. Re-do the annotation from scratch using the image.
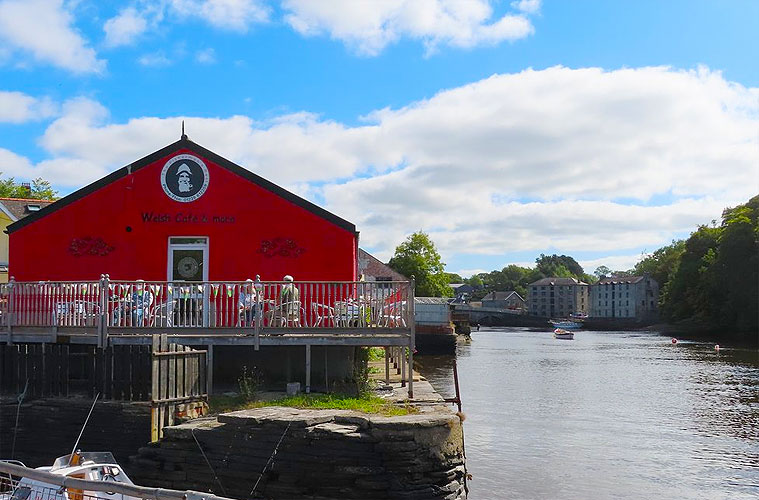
[550,319,582,329]
[553,328,574,340]
[0,452,140,500]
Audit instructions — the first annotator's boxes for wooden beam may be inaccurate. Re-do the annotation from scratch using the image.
[305,344,311,394]
[206,344,214,395]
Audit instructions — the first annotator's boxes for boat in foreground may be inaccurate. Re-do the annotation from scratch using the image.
[0,452,139,500]
[553,328,574,340]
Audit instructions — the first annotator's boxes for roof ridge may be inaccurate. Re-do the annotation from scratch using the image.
[0,197,55,202]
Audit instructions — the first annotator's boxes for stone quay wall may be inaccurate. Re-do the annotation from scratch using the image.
[130,406,467,500]
[0,397,151,469]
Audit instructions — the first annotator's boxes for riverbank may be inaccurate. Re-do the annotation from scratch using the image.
[645,321,759,347]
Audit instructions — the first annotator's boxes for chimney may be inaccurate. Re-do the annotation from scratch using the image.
[20,182,31,197]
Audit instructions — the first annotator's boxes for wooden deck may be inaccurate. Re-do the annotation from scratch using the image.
[0,277,418,396]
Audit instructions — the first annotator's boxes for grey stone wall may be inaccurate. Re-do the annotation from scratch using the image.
[130,407,467,500]
[0,397,151,469]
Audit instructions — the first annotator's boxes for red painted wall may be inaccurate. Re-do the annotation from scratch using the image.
[9,147,357,282]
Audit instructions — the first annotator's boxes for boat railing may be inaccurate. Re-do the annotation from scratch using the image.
[0,459,232,500]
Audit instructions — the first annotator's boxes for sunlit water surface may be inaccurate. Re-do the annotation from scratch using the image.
[415,328,759,500]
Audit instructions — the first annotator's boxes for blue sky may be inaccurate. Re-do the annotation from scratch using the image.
[1,0,757,276]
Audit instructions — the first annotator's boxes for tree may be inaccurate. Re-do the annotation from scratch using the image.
[594,265,611,278]
[446,273,464,284]
[633,240,686,292]
[0,173,58,200]
[388,231,451,297]
[535,254,585,280]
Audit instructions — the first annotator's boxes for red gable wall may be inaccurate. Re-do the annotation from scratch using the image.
[9,147,357,282]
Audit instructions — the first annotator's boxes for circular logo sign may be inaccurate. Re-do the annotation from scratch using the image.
[177,256,200,278]
[161,154,209,202]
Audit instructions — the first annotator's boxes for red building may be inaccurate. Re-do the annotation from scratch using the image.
[7,136,358,282]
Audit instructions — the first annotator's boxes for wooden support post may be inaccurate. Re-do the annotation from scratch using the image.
[150,335,160,442]
[324,347,328,393]
[254,276,262,351]
[396,346,401,374]
[305,344,311,394]
[401,346,406,387]
[206,344,214,396]
[6,277,14,345]
[384,347,390,384]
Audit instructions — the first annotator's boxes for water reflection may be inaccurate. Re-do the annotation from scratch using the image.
[416,328,759,499]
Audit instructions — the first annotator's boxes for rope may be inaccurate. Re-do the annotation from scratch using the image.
[248,422,291,498]
[11,379,28,460]
[191,428,227,496]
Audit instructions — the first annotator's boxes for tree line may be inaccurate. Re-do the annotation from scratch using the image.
[387,195,758,338]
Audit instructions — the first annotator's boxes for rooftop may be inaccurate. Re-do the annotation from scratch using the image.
[0,198,56,221]
[529,277,588,286]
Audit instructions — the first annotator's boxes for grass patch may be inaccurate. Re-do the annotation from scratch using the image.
[210,392,416,416]
[367,347,385,362]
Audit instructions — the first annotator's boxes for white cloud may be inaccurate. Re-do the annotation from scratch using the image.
[195,47,216,64]
[511,0,541,14]
[0,91,57,123]
[168,0,270,32]
[137,51,172,66]
[0,0,105,74]
[105,0,270,40]
[2,66,756,266]
[103,7,148,47]
[282,0,534,56]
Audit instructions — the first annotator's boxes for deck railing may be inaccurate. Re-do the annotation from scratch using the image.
[0,277,414,345]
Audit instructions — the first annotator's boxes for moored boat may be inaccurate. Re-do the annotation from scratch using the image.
[553,328,574,340]
[549,319,582,329]
[0,452,140,500]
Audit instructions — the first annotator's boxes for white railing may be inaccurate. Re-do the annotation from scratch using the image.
[0,277,414,343]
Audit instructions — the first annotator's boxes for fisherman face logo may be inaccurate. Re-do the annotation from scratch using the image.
[161,154,209,202]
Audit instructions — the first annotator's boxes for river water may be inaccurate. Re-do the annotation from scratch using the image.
[415,327,759,500]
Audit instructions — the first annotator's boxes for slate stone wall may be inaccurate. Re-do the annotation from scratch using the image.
[0,397,151,469]
[130,407,467,500]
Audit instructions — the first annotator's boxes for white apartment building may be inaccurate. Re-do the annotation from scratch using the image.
[589,275,659,320]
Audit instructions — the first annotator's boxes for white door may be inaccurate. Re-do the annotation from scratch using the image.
[167,237,209,326]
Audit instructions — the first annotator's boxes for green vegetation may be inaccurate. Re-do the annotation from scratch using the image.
[464,255,593,301]
[367,347,385,362]
[654,196,759,337]
[0,174,58,200]
[209,392,416,416]
[388,231,451,297]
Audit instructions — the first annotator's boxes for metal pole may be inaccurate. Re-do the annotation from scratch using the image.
[409,276,416,399]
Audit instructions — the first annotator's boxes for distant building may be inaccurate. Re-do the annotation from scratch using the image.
[358,248,408,285]
[449,283,474,295]
[589,275,659,320]
[481,291,526,312]
[0,197,55,282]
[527,277,589,317]
[449,283,474,302]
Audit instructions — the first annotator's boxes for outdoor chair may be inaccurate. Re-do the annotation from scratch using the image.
[312,302,336,327]
[379,301,407,327]
[266,300,303,328]
[148,299,174,327]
